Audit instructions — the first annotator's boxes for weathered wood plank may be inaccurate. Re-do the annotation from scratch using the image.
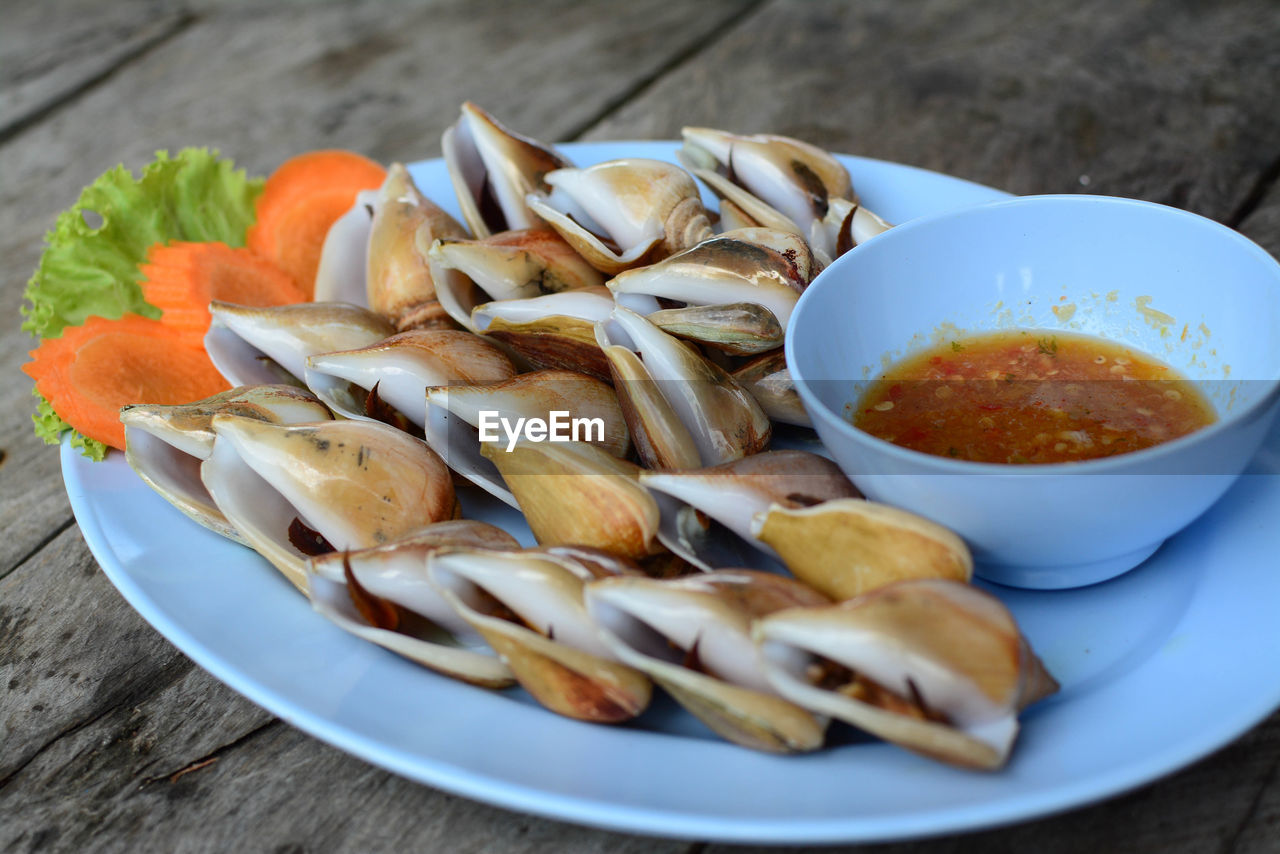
[0,643,685,854]
[0,0,755,577]
[0,0,191,140]
[0,527,193,784]
[584,0,1280,224]
[700,713,1280,853]
[1240,178,1280,260]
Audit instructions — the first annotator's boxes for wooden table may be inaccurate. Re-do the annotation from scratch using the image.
[3,1,1278,850]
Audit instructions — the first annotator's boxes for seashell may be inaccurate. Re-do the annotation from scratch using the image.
[424,370,630,506]
[640,450,860,571]
[427,228,604,330]
[828,197,894,256]
[200,416,456,593]
[754,579,1058,769]
[607,228,809,331]
[647,302,784,356]
[480,439,662,560]
[587,569,829,752]
[304,329,516,427]
[429,547,651,722]
[314,189,380,306]
[679,127,853,259]
[204,300,395,387]
[596,306,771,470]
[367,163,469,330]
[750,498,973,600]
[441,102,572,238]
[471,286,617,380]
[731,348,811,426]
[122,385,332,543]
[525,158,714,274]
[306,520,519,688]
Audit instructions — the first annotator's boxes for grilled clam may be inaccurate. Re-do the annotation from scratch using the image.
[755,579,1058,769]
[596,306,770,470]
[428,228,604,330]
[607,228,810,350]
[679,127,853,260]
[201,416,456,593]
[587,570,829,752]
[429,547,652,722]
[367,163,469,330]
[303,329,516,427]
[204,301,394,387]
[442,102,572,237]
[314,189,380,306]
[526,158,714,274]
[122,385,332,542]
[481,439,662,560]
[423,370,630,506]
[731,349,810,426]
[471,286,617,380]
[639,451,859,570]
[751,498,972,600]
[306,520,519,687]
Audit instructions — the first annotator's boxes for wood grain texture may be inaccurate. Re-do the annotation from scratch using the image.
[584,0,1280,224]
[0,0,191,140]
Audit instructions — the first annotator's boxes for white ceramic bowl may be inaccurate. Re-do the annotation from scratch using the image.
[788,194,1280,589]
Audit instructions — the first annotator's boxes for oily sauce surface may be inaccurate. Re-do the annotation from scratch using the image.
[852,330,1215,464]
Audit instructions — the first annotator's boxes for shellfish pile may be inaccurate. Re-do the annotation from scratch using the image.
[123,103,1055,770]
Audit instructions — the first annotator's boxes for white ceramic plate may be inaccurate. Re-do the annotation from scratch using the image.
[62,142,1280,844]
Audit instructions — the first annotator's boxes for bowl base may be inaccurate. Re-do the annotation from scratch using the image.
[974,540,1164,590]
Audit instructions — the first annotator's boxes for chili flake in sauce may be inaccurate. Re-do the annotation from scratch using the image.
[852,330,1215,464]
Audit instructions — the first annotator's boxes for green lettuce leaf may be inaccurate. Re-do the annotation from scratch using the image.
[22,148,263,459]
[22,148,264,339]
[32,391,107,462]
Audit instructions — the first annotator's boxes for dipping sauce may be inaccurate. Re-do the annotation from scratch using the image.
[852,330,1216,464]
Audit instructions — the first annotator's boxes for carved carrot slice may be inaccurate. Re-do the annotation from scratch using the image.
[247,150,388,297]
[138,242,306,344]
[22,315,231,451]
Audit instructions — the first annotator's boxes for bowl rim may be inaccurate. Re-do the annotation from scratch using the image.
[787,193,1280,475]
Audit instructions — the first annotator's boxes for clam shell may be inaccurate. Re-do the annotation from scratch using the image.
[587,570,829,752]
[314,189,380,306]
[755,579,1058,769]
[731,349,811,427]
[306,520,520,688]
[596,306,771,469]
[525,158,714,274]
[480,439,661,560]
[429,548,651,722]
[607,228,807,329]
[204,301,394,387]
[303,329,516,426]
[647,302,784,356]
[122,385,332,543]
[200,416,456,593]
[680,127,853,258]
[428,228,604,330]
[750,498,973,600]
[472,287,616,380]
[640,451,859,570]
[423,370,630,507]
[442,102,571,238]
[367,163,468,330]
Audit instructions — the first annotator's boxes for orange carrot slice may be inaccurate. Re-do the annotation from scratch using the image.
[139,242,306,343]
[22,315,231,450]
[247,150,387,298]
